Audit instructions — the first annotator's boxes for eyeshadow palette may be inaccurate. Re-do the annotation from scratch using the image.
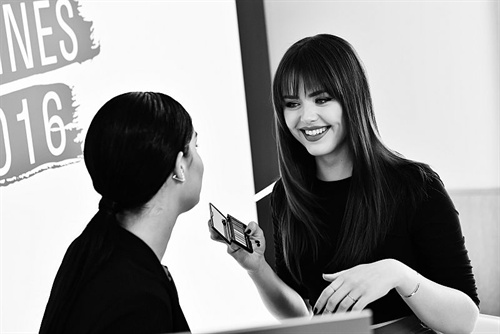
[209,203,253,253]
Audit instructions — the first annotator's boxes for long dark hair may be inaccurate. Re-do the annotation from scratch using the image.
[271,34,437,282]
[39,92,193,333]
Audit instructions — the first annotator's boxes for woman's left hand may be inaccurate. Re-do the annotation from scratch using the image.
[313,259,401,315]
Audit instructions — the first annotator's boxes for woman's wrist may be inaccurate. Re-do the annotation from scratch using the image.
[247,257,270,278]
[390,259,420,297]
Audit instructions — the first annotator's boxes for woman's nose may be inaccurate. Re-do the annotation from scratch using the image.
[301,103,319,123]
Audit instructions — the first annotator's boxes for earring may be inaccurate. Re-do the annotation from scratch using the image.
[172,173,185,182]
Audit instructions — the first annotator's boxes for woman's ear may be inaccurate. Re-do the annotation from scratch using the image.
[172,151,185,183]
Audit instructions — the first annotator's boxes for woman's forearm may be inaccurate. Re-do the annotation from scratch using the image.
[393,260,479,334]
[247,261,311,320]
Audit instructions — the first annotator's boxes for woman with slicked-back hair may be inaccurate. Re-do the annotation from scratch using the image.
[40,92,203,333]
[211,34,479,333]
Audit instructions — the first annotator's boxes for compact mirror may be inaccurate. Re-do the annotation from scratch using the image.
[209,203,253,253]
[209,202,230,244]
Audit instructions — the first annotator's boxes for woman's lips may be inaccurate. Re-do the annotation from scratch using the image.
[301,126,330,142]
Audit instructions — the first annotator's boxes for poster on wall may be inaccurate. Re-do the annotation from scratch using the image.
[1,1,270,333]
[1,0,99,186]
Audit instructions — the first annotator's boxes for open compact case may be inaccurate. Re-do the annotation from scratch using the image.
[209,203,253,253]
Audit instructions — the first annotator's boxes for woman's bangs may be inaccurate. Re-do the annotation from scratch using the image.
[277,66,301,100]
[277,56,339,102]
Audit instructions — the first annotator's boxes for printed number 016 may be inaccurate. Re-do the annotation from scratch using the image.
[0,91,67,177]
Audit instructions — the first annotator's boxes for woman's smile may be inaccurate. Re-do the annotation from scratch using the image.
[284,87,346,158]
[301,126,331,141]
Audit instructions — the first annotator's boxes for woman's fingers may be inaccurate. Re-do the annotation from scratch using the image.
[318,287,363,315]
[323,271,343,282]
[317,262,392,315]
[207,219,219,239]
[245,221,260,236]
[314,271,368,315]
[316,271,344,313]
[333,288,360,313]
[321,284,349,314]
[207,219,227,243]
[245,221,265,249]
[227,242,241,254]
[314,279,342,314]
[350,295,368,311]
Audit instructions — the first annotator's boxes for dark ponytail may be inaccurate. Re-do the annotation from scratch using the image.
[40,92,193,333]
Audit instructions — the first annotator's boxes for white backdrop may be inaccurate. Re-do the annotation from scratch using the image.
[264,0,499,191]
[0,1,275,333]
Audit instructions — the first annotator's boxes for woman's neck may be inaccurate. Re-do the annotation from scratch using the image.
[315,145,353,181]
[119,206,178,261]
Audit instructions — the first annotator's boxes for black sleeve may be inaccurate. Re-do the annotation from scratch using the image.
[270,180,309,299]
[411,176,480,307]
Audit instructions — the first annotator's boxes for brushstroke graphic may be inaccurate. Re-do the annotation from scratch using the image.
[0,0,99,186]
[0,0,100,84]
[0,84,82,185]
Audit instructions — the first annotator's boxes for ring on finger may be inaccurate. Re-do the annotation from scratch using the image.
[346,294,358,303]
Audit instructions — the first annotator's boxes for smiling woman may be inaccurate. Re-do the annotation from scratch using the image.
[213,34,481,334]
[283,88,349,181]
[271,35,480,333]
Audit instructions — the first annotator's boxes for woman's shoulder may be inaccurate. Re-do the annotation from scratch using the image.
[390,160,440,190]
[405,162,446,195]
[392,161,456,216]
[384,159,449,212]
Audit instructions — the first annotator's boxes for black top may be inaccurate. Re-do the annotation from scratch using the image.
[272,175,479,324]
[64,224,190,333]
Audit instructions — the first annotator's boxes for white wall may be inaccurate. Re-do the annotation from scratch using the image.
[264,0,499,191]
[0,1,275,333]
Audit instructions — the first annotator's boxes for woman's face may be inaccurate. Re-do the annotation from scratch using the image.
[183,131,204,211]
[283,85,348,161]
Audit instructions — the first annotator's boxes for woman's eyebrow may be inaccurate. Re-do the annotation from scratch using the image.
[308,90,327,98]
[282,90,327,99]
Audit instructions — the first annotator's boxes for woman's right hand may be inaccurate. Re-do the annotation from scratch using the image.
[208,220,266,273]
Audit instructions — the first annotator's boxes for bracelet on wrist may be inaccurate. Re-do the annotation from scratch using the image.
[403,273,420,298]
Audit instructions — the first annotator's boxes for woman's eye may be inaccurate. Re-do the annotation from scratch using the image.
[316,97,332,105]
[284,101,299,108]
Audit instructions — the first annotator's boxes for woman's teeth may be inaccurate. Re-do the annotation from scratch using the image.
[304,127,327,136]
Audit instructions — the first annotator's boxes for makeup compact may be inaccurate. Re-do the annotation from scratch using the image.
[209,203,253,253]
